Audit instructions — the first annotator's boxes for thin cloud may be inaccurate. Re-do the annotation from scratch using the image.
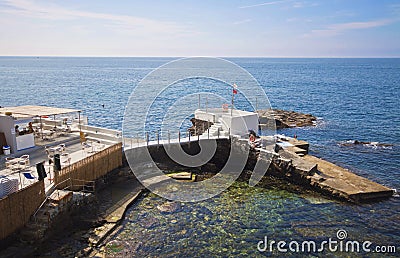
[233,19,252,25]
[0,0,187,34]
[239,0,289,9]
[304,19,396,37]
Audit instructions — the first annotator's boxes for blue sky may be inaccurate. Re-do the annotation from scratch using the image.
[0,0,399,57]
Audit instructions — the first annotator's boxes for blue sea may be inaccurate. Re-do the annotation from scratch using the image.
[0,57,399,256]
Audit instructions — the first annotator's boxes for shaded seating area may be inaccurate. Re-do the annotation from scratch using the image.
[0,105,84,155]
[5,155,30,172]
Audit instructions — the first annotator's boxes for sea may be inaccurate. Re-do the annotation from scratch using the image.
[0,57,399,256]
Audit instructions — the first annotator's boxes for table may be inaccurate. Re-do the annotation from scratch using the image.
[41,130,54,140]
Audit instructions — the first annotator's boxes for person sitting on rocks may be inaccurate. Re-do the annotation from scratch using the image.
[249,130,261,148]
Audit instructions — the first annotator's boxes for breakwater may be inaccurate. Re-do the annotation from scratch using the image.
[126,137,393,203]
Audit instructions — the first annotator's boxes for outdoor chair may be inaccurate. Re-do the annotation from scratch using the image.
[82,141,92,152]
[61,153,71,166]
[58,144,66,153]
[5,157,18,171]
[22,172,36,186]
[18,155,30,169]
[45,146,55,159]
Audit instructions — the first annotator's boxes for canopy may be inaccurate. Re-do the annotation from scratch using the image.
[0,105,81,117]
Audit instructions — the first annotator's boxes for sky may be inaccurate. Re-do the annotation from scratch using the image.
[0,0,399,57]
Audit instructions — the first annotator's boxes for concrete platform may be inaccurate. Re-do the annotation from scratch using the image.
[303,155,394,202]
[167,172,194,181]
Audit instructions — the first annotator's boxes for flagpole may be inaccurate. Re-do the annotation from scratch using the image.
[231,87,234,116]
[231,83,237,116]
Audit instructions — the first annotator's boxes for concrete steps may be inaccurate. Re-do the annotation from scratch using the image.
[200,123,229,138]
[19,190,75,243]
[19,202,58,243]
[83,130,121,143]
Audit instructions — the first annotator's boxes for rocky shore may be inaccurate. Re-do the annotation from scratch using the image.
[188,109,318,135]
[258,109,317,129]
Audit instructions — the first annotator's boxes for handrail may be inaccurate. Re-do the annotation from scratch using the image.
[33,178,73,219]
[32,177,95,220]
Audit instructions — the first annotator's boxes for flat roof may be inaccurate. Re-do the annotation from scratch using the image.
[196,108,257,117]
[0,105,81,117]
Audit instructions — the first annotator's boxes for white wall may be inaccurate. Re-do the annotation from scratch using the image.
[195,108,258,137]
[194,110,216,123]
[221,113,258,136]
[0,115,17,153]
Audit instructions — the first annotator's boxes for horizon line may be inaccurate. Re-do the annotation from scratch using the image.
[0,55,399,59]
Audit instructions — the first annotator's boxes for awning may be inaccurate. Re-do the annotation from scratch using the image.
[0,105,81,117]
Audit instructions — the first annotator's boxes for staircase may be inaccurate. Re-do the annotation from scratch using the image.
[200,122,229,138]
[20,190,73,243]
[19,186,95,244]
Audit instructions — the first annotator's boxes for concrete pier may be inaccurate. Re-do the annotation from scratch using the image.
[270,137,394,202]
[125,135,394,203]
[303,155,394,202]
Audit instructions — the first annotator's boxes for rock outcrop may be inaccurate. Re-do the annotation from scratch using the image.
[339,140,393,147]
[188,118,213,136]
[258,109,317,129]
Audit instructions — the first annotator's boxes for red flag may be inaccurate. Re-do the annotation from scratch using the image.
[233,83,238,94]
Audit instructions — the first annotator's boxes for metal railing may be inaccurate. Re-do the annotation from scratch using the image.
[124,128,231,149]
[32,177,95,221]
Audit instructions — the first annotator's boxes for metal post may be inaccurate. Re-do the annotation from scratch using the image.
[217,128,220,139]
[228,128,231,136]
[207,119,210,139]
[39,116,44,139]
[231,90,234,117]
[255,97,258,111]
[178,131,181,142]
[206,95,208,113]
[18,171,22,188]
[78,111,82,133]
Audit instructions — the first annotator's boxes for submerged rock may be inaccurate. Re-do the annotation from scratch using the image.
[157,201,181,213]
[339,140,393,147]
[105,240,141,257]
[140,216,159,229]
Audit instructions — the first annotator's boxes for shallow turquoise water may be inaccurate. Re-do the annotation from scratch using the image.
[108,180,398,257]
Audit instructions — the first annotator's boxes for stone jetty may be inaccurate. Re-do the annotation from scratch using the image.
[252,136,394,203]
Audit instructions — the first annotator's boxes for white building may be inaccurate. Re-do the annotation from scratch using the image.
[195,108,258,137]
[0,106,82,155]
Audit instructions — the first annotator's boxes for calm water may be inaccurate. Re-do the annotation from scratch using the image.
[0,57,399,256]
